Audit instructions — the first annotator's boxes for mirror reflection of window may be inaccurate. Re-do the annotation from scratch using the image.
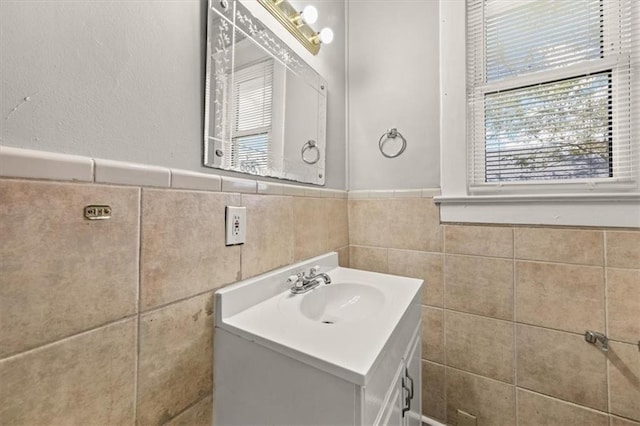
[227,59,274,173]
[204,1,328,185]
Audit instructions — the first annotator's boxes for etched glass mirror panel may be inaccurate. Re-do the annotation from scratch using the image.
[204,0,327,185]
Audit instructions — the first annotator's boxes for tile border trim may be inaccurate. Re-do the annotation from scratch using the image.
[348,188,441,199]
[0,146,347,199]
[0,145,94,182]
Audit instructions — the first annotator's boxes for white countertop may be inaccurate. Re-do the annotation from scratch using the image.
[215,254,423,386]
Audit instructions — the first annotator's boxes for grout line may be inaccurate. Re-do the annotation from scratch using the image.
[441,223,448,424]
[134,187,144,424]
[385,245,390,273]
[350,243,450,257]
[609,414,640,424]
[346,199,352,247]
[604,231,612,416]
[239,194,245,281]
[515,386,519,425]
[0,315,138,362]
[512,226,519,425]
[518,388,613,418]
[467,252,605,268]
[421,358,446,368]
[448,251,514,262]
[446,362,615,419]
[167,392,213,423]
[598,264,640,272]
[140,285,232,316]
[442,306,621,340]
[439,220,640,232]
[603,231,608,268]
[443,366,449,425]
[443,307,514,326]
[511,255,605,268]
[353,243,627,269]
[291,195,298,264]
[421,302,445,309]
[0,175,350,199]
[445,364,516,387]
[513,323,640,346]
[516,385,611,418]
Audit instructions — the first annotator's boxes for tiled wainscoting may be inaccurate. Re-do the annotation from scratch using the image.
[0,178,348,425]
[0,143,637,426]
[348,196,640,426]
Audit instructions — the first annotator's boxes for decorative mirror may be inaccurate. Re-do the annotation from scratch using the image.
[204,0,327,185]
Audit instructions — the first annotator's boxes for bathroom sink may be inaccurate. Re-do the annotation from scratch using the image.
[215,252,422,385]
[298,283,385,324]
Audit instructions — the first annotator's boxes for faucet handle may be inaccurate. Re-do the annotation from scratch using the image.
[309,265,320,275]
[287,275,302,288]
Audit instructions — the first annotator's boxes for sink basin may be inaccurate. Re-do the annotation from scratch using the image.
[299,283,385,324]
[215,252,423,385]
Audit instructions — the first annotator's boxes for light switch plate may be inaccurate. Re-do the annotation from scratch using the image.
[225,206,246,245]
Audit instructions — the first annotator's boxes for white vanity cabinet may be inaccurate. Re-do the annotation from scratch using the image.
[361,309,422,426]
[213,253,423,426]
[367,326,422,426]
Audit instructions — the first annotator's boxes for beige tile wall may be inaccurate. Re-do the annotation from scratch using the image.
[1,179,636,426]
[0,178,349,425]
[348,196,640,426]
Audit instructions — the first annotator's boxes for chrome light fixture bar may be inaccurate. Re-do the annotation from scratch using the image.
[257,0,332,55]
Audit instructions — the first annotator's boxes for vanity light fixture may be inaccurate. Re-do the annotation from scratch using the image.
[316,27,334,44]
[300,5,318,25]
[257,0,333,55]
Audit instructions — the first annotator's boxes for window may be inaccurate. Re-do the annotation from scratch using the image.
[436,0,638,227]
[226,59,274,172]
[467,0,636,190]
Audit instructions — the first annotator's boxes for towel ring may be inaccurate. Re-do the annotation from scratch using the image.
[379,128,407,158]
[301,140,320,165]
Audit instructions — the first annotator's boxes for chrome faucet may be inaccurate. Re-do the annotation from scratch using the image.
[288,265,331,294]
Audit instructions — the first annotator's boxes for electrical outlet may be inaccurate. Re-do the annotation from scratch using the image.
[225,206,246,245]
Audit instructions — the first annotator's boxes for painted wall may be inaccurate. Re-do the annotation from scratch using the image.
[347,0,440,190]
[0,0,346,189]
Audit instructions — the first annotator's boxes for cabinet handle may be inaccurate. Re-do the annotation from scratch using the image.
[401,376,411,417]
[405,367,414,400]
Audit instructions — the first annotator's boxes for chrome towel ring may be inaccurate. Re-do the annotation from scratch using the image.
[379,128,407,158]
[301,139,320,164]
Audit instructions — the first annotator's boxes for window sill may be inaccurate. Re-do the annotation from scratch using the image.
[434,193,640,228]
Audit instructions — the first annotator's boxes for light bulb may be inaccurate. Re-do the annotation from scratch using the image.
[319,27,334,44]
[301,5,318,25]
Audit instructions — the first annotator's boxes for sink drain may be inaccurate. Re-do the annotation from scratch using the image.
[321,320,334,324]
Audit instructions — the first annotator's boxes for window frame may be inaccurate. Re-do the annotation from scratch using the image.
[227,58,275,172]
[467,0,632,194]
[436,0,639,228]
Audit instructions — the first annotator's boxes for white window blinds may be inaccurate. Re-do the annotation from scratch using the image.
[467,0,637,187]
[227,59,274,170]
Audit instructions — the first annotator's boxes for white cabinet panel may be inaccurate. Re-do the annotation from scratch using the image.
[364,302,421,425]
[379,367,404,426]
[403,330,422,426]
[214,329,356,426]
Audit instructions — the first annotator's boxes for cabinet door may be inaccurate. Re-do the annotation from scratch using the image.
[403,329,422,426]
[378,368,404,426]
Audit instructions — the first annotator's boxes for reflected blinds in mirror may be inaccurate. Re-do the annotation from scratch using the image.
[228,59,274,170]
